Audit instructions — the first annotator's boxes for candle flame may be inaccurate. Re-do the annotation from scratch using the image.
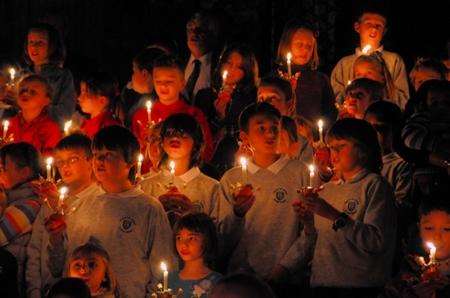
[347,80,352,86]
[222,70,228,81]
[317,119,324,130]
[426,242,436,250]
[3,119,9,129]
[361,44,372,54]
[137,153,144,163]
[59,186,68,197]
[64,120,72,134]
[239,156,248,169]
[169,160,175,175]
[46,157,54,166]
[160,262,167,272]
[9,68,16,80]
[145,100,152,112]
[308,164,315,175]
[286,52,292,62]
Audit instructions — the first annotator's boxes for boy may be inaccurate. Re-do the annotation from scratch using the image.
[0,142,41,293]
[219,102,313,285]
[131,54,213,161]
[4,74,62,154]
[26,133,104,298]
[47,126,175,297]
[342,77,384,119]
[331,7,409,105]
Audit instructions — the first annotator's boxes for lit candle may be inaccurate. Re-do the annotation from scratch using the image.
[361,44,372,55]
[58,186,68,214]
[9,68,16,83]
[169,160,175,184]
[145,100,152,123]
[239,156,248,184]
[426,242,436,265]
[222,70,228,89]
[347,80,352,86]
[317,119,324,143]
[63,120,72,136]
[46,157,54,181]
[308,164,315,187]
[160,262,168,292]
[136,153,144,178]
[2,120,9,140]
[286,52,292,77]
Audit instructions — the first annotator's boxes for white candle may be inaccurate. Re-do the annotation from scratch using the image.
[9,68,16,82]
[58,186,68,213]
[308,164,315,187]
[145,100,152,123]
[317,119,324,143]
[222,70,228,88]
[46,157,54,181]
[160,262,168,292]
[2,120,9,140]
[239,156,248,184]
[169,160,175,184]
[136,153,144,178]
[63,120,72,136]
[286,52,292,77]
[426,242,436,265]
[361,44,372,55]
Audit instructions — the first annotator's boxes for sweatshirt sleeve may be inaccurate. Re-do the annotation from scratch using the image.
[48,69,77,124]
[391,54,410,110]
[279,229,318,273]
[341,178,397,254]
[26,209,45,298]
[402,112,437,152]
[46,234,68,278]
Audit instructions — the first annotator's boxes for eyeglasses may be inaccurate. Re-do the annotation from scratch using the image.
[55,156,87,168]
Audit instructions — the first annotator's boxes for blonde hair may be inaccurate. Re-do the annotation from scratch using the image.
[277,22,319,70]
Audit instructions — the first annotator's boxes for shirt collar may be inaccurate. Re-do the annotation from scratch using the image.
[188,52,212,65]
[98,186,144,199]
[247,155,290,175]
[178,167,201,183]
[333,168,370,185]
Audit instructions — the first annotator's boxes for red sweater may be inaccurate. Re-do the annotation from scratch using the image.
[5,110,62,155]
[131,100,214,161]
[80,111,122,139]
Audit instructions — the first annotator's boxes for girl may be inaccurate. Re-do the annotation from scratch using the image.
[24,23,76,125]
[276,20,336,124]
[140,113,221,226]
[169,213,222,298]
[194,44,258,175]
[296,118,397,298]
[77,71,122,139]
[67,241,119,297]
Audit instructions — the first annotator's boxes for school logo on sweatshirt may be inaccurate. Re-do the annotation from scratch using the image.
[120,216,136,233]
[273,188,288,203]
[343,199,359,215]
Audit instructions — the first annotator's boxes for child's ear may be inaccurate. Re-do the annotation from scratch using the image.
[354,22,361,34]
[239,130,249,144]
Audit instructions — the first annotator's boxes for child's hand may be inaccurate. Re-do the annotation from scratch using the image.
[31,179,60,211]
[299,186,341,221]
[44,213,67,235]
[232,184,255,217]
[292,196,314,229]
[214,91,232,119]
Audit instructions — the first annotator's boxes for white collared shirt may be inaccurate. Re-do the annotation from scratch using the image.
[184,53,212,96]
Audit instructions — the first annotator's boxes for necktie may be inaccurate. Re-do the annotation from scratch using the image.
[185,59,201,103]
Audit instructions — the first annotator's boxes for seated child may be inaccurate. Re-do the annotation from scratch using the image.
[140,113,220,226]
[78,71,122,139]
[3,74,62,154]
[340,78,384,119]
[47,277,91,298]
[409,57,447,92]
[67,240,118,297]
[209,273,276,298]
[168,213,222,298]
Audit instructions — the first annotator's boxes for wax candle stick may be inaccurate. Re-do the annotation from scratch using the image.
[286,52,292,77]
[136,153,144,178]
[160,262,168,292]
[222,70,228,89]
[317,119,324,143]
[426,242,436,265]
[169,160,175,184]
[63,120,72,136]
[46,157,54,181]
[308,164,315,187]
[2,120,9,140]
[58,186,68,214]
[239,156,248,184]
[145,100,152,123]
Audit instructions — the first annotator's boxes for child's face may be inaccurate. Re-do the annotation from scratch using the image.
[0,156,32,189]
[186,20,209,56]
[353,60,384,83]
[175,228,205,263]
[290,29,315,66]
[69,255,107,294]
[222,52,245,86]
[148,132,162,169]
[354,13,386,48]
[257,86,289,116]
[17,80,50,112]
[131,63,152,94]
[27,31,49,66]
[346,87,372,119]
[153,67,185,104]
[420,210,450,260]
[78,82,108,116]
[92,148,132,185]
[162,130,194,163]
[329,138,361,174]
[365,114,391,153]
[413,68,442,91]
[241,115,280,156]
[55,149,92,186]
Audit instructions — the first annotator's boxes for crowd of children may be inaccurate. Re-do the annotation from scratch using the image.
[0,4,449,298]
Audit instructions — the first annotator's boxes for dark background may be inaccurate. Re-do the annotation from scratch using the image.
[0,0,448,86]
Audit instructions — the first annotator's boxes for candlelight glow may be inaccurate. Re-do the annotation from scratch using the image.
[9,68,16,80]
[64,120,72,134]
[361,44,372,54]
[146,100,152,113]
[138,153,144,163]
[239,156,248,169]
[169,160,175,175]
[286,52,292,62]
[46,157,54,166]
[160,262,167,272]
[222,70,228,81]
[308,164,315,176]
[59,186,68,197]
[317,119,324,131]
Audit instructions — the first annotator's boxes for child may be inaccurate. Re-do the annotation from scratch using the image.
[331,7,409,108]
[46,125,175,297]
[67,241,118,297]
[140,113,220,226]
[168,213,222,298]
[0,142,41,295]
[297,118,396,298]
[276,20,337,123]
[24,23,77,125]
[278,116,312,163]
[409,57,447,92]
[219,102,311,284]
[47,277,91,298]
[26,133,104,298]
[383,197,450,298]
[209,273,276,298]
[78,71,122,138]
[131,54,213,161]
[257,76,294,117]
[340,78,384,119]
[3,74,62,154]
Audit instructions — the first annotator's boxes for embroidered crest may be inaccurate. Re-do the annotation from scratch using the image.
[343,199,359,215]
[119,216,136,233]
[273,188,288,203]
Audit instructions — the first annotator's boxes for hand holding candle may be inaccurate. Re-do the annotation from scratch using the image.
[160,262,169,292]
[286,52,292,78]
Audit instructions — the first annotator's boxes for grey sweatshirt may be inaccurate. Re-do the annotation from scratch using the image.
[26,183,104,298]
[310,169,397,287]
[139,167,221,219]
[381,152,412,205]
[46,186,176,298]
[219,155,311,278]
[331,48,409,109]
